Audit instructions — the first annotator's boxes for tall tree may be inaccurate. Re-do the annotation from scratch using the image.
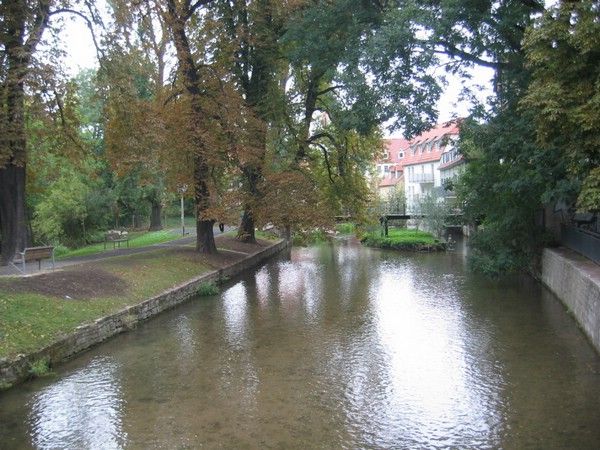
[162,0,222,253]
[0,0,103,262]
[429,0,574,276]
[214,0,287,243]
[0,0,52,263]
[522,0,600,212]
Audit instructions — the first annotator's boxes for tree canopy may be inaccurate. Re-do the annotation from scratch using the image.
[0,0,598,275]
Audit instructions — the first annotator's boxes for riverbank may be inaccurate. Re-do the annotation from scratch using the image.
[0,234,289,389]
[541,247,600,354]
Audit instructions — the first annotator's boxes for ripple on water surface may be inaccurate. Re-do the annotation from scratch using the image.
[1,240,600,448]
[27,357,126,449]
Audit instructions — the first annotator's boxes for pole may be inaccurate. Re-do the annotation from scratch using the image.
[181,194,185,236]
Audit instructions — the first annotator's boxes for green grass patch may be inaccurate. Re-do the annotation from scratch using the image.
[0,247,212,359]
[55,229,183,260]
[361,228,445,251]
[256,230,280,241]
[196,282,219,296]
[335,222,356,235]
[163,215,197,229]
[29,358,53,378]
[292,229,328,246]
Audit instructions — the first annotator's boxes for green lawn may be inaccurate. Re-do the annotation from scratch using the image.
[0,233,281,362]
[0,247,213,359]
[55,229,186,260]
[361,227,445,251]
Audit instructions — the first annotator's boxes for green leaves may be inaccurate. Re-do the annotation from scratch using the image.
[522,0,600,210]
[577,168,600,212]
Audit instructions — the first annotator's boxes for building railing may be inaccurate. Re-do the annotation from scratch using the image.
[408,173,434,183]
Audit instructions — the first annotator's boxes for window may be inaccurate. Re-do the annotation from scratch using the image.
[398,151,404,159]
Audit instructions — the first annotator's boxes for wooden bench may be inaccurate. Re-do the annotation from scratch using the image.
[11,246,55,274]
[104,230,129,249]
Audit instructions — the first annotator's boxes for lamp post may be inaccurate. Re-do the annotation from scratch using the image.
[178,184,188,236]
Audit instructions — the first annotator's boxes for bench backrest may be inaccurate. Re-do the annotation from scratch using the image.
[106,230,128,241]
[23,246,54,261]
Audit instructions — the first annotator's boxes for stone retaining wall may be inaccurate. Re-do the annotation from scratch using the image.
[541,247,600,354]
[0,239,290,388]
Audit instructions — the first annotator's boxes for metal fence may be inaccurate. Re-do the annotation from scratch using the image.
[561,222,600,265]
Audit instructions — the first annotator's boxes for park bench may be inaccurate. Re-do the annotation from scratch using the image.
[104,230,130,249]
[11,246,55,274]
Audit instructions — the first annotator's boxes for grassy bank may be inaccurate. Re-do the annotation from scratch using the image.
[0,236,275,360]
[54,229,187,260]
[361,228,446,251]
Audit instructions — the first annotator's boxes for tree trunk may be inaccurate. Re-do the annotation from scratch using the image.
[148,200,163,231]
[0,1,50,263]
[0,164,27,264]
[237,165,261,244]
[237,209,256,243]
[166,0,217,254]
[132,213,142,229]
[194,155,218,254]
[196,218,217,253]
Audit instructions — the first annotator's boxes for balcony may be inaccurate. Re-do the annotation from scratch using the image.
[408,173,434,183]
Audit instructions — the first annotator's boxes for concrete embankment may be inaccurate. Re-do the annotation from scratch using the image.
[0,239,290,388]
[541,247,600,354]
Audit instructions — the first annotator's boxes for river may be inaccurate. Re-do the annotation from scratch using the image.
[1,238,600,449]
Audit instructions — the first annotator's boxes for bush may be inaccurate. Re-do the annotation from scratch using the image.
[28,358,53,378]
[292,229,328,246]
[335,222,356,234]
[197,282,219,296]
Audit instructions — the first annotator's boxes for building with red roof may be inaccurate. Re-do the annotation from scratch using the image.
[375,120,463,210]
[375,138,410,198]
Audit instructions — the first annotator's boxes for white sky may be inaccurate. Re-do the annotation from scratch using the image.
[60,15,100,76]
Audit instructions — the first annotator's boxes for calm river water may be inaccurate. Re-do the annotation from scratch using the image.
[1,238,600,449]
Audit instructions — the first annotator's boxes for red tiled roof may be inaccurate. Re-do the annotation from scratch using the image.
[401,121,460,167]
[377,138,410,164]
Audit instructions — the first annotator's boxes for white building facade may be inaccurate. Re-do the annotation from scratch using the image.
[402,121,460,213]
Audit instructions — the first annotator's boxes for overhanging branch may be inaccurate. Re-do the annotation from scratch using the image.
[50,8,106,61]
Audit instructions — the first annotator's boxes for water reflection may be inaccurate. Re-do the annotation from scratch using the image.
[2,239,600,448]
[369,261,505,447]
[28,357,125,450]
[222,282,248,349]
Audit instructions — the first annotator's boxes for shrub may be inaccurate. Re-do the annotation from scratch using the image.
[292,229,328,246]
[197,282,219,296]
[28,358,53,378]
[335,222,356,235]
